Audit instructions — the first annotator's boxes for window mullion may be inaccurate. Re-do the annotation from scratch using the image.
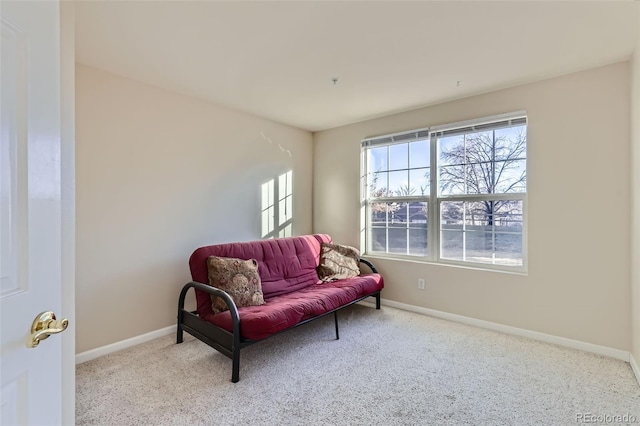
[430,132,438,261]
[370,195,428,203]
[491,130,496,194]
[462,202,467,262]
[385,202,389,253]
[405,203,409,255]
[491,200,496,264]
[361,147,368,253]
[406,144,410,255]
[463,134,467,195]
[386,146,390,197]
[438,193,526,202]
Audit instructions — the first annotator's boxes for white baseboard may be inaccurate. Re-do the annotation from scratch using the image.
[75,325,176,365]
[631,354,640,386]
[79,301,634,372]
[360,299,630,362]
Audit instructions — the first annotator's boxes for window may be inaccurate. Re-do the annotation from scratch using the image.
[261,170,293,239]
[361,113,527,270]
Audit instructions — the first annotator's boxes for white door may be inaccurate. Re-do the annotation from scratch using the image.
[1,1,72,425]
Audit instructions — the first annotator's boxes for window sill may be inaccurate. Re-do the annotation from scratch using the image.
[362,253,528,276]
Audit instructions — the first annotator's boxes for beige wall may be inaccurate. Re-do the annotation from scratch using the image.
[76,64,313,353]
[314,62,631,350]
[632,6,640,369]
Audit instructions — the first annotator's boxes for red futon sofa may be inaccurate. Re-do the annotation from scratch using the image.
[177,234,384,382]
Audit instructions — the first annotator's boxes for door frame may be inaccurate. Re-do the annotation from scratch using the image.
[60,2,76,423]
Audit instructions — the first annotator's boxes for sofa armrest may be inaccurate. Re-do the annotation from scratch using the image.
[359,258,378,274]
[178,281,241,333]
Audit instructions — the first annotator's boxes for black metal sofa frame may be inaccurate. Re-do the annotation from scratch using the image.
[176,259,381,383]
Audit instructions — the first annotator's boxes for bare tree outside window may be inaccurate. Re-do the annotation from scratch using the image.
[438,125,526,265]
[440,129,526,192]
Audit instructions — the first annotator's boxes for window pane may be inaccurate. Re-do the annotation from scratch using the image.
[463,131,493,165]
[388,170,409,197]
[494,159,526,193]
[370,227,387,252]
[441,229,463,261]
[369,146,388,172]
[388,227,407,254]
[465,230,494,264]
[464,162,491,194]
[441,201,463,224]
[369,202,427,256]
[439,135,464,166]
[408,202,428,225]
[409,140,430,168]
[369,172,388,197]
[466,200,523,228]
[389,143,408,170]
[409,227,427,256]
[438,125,527,197]
[465,201,492,226]
[389,202,408,225]
[370,202,388,227]
[440,201,464,260]
[494,125,527,161]
[409,168,429,195]
[495,232,523,266]
[439,165,465,195]
[440,200,523,266]
[494,200,523,228]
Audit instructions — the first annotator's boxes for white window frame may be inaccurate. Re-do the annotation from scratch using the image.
[361,128,431,259]
[361,111,528,272]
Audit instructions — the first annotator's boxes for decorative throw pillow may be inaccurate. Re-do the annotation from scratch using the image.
[317,242,361,282]
[207,256,265,313]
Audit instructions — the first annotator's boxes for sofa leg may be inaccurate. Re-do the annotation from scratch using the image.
[176,309,184,344]
[176,323,183,344]
[375,293,381,310]
[334,311,340,340]
[231,348,240,383]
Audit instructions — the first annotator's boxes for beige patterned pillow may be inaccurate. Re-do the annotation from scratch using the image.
[317,243,361,282]
[207,256,265,313]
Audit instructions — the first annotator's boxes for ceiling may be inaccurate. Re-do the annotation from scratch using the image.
[75,1,639,132]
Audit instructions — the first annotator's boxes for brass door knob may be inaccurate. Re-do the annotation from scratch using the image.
[28,311,68,348]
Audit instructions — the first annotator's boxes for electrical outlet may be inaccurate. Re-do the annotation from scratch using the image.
[418,278,425,290]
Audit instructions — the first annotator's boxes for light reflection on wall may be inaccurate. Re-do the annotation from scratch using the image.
[261,170,292,239]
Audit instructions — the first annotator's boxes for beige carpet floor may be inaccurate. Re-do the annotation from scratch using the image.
[76,305,640,425]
